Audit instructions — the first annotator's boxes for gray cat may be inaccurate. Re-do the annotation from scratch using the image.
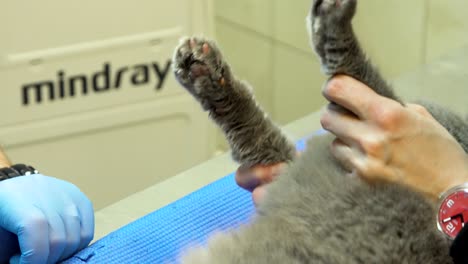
[172,0,467,263]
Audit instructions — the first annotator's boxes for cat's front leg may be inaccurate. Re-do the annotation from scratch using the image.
[308,0,401,102]
[173,37,296,167]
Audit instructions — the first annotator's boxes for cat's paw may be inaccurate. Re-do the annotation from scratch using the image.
[308,0,357,45]
[307,0,358,74]
[311,0,357,25]
[173,37,229,109]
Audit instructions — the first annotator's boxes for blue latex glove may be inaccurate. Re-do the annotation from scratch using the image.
[0,174,94,264]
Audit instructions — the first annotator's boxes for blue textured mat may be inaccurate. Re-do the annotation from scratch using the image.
[62,136,312,263]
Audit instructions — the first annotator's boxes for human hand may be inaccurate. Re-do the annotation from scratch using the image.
[235,163,287,205]
[320,75,468,200]
[0,174,94,264]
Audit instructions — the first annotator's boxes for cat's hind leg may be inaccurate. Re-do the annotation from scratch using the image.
[308,0,402,103]
[173,37,296,167]
[309,0,468,155]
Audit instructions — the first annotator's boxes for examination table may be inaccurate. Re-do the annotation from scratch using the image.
[62,47,468,263]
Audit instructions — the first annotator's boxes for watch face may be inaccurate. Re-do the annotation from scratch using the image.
[438,189,468,239]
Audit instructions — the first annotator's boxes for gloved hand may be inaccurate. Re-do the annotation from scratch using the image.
[0,174,94,264]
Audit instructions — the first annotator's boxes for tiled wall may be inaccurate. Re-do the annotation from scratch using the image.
[213,0,468,144]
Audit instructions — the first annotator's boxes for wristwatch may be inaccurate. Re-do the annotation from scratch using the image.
[437,183,468,239]
[0,164,38,181]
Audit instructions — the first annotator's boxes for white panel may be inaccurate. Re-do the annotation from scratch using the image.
[273,0,427,78]
[352,0,427,78]
[273,0,311,52]
[394,48,468,114]
[214,20,274,151]
[6,96,214,209]
[215,21,274,113]
[273,45,326,124]
[1,0,191,54]
[0,0,216,209]
[1,31,181,128]
[215,0,273,36]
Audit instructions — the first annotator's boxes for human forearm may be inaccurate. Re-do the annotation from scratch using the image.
[0,148,12,168]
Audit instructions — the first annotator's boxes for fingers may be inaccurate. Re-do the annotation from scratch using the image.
[332,143,398,185]
[320,103,369,148]
[236,163,287,208]
[40,186,93,263]
[0,181,50,264]
[235,163,286,192]
[15,206,50,264]
[0,227,19,263]
[43,211,66,264]
[235,166,261,192]
[75,198,95,253]
[57,205,82,261]
[9,254,20,264]
[9,178,93,263]
[57,182,95,259]
[323,75,400,120]
[252,186,268,206]
[329,138,375,180]
[354,158,401,185]
[0,175,94,264]
[330,138,356,173]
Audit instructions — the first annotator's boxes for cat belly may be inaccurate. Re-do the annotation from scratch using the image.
[180,135,451,263]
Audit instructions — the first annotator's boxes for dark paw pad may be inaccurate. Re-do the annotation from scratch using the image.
[173,37,226,94]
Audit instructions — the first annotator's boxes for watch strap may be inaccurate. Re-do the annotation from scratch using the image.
[450,224,468,264]
[0,164,38,182]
